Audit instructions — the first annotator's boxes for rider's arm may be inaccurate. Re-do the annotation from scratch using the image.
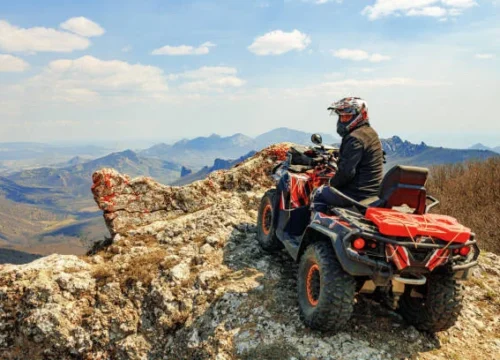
[329,136,363,188]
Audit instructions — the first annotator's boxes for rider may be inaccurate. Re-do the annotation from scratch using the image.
[312,97,384,211]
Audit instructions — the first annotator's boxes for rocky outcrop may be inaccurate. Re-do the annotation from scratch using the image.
[0,143,499,360]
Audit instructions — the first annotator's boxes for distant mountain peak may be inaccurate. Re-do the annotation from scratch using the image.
[469,143,491,151]
[382,136,429,157]
[119,149,139,160]
[230,133,248,139]
[180,166,192,177]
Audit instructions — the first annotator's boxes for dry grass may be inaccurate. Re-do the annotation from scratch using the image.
[91,247,173,288]
[120,248,169,287]
[92,263,115,285]
[88,233,169,285]
[427,158,500,254]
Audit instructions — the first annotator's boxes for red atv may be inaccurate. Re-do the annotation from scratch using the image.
[257,134,479,332]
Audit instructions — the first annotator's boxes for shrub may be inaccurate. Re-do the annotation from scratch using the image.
[427,157,500,254]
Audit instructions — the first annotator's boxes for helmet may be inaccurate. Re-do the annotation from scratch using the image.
[327,97,369,137]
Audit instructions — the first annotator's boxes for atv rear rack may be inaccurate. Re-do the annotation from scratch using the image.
[331,208,480,273]
[333,208,477,248]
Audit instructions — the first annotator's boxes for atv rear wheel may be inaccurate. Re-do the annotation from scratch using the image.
[398,271,464,332]
[257,189,283,252]
[298,241,355,331]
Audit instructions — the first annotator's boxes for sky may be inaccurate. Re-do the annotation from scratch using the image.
[0,0,499,148]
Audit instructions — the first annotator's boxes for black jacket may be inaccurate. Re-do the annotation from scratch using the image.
[330,124,383,201]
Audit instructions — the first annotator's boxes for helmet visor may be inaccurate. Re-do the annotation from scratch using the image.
[329,108,357,116]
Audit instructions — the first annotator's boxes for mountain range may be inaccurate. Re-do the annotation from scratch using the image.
[382,136,498,168]
[139,128,339,168]
[0,128,498,256]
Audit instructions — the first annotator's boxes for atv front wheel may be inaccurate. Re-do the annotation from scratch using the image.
[298,241,355,331]
[398,271,464,332]
[257,189,283,252]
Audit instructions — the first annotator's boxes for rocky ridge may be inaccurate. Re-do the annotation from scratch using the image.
[382,136,428,157]
[0,143,499,360]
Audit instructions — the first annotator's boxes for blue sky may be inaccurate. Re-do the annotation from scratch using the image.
[0,0,499,148]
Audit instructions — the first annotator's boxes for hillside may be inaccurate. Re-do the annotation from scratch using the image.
[0,195,63,248]
[0,150,180,254]
[427,157,500,253]
[0,176,62,205]
[8,149,182,197]
[0,144,498,360]
[0,182,107,257]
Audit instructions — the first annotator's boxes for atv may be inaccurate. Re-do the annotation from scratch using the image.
[257,134,479,332]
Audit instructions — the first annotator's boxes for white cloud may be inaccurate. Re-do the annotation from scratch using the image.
[168,66,245,92]
[152,42,215,56]
[168,66,237,80]
[332,48,391,62]
[362,0,477,20]
[122,45,132,52]
[59,17,105,37]
[475,53,495,59]
[441,0,477,8]
[248,29,311,55]
[0,54,29,72]
[406,6,448,17]
[0,19,90,53]
[24,56,168,102]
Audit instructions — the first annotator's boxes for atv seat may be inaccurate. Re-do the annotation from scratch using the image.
[329,165,431,215]
[374,165,429,215]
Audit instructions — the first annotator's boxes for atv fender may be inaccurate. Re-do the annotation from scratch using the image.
[297,224,375,277]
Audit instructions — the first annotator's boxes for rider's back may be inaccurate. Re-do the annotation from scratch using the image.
[339,124,384,200]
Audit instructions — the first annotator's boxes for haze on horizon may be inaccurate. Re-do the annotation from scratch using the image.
[0,0,499,149]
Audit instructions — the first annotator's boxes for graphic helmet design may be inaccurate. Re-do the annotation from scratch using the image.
[327,97,370,137]
[327,97,369,120]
